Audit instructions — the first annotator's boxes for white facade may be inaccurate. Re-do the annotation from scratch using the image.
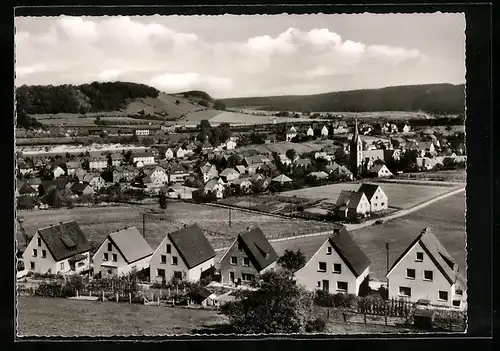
[321,126,329,137]
[53,166,66,179]
[150,235,215,283]
[92,237,152,277]
[133,156,155,166]
[89,160,108,170]
[386,241,467,309]
[294,239,369,295]
[226,140,237,150]
[165,148,174,160]
[306,127,314,137]
[148,167,169,186]
[135,129,150,136]
[89,177,105,190]
[175,148,187,159]
[22,231,90,275]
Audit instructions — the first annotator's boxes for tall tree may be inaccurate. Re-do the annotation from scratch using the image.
[277,249,306,272]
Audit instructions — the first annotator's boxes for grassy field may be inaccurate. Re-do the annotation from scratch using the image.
[350,192,466,282]
[18,202,333,250]
[38,116,164,127]
[17,296,227,336]
[180,109,223,123]
[280,182,461,209]
[209,111,320,125]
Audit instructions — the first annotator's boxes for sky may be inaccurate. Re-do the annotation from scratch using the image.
[15,13,465,99]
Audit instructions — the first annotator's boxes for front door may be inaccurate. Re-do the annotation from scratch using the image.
[229,271,235,283]
[322,280,329,292]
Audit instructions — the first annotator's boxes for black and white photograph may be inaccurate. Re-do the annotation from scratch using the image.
[15,12,467,336]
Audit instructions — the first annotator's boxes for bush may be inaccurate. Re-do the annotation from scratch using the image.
[305,317,327,333]
[314,290,358,310]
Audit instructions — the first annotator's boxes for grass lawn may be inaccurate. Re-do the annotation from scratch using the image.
[18,202,333,250]
[180,109,223,123]
[17,296,227,336]
[350,193,466,282]
[280,182,461,209]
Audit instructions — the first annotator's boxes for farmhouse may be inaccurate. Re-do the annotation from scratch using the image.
[144,166,169,186]
[335,190,371,220]
[70,183,94,197]
[89,157,108,171]
[83,173,105,190]
[368,164,393,178]
[174,146,188,159]
[132,151,155,167]
[22,220,91,275]
[92,226,154,278]
[294,228,370,295]
[418,142,437,157]
[357,183,388,212]
[150,224,216,283]
[204,179,225,199]
[218,227,278,285]
[201,142,214,153]
[200,162,219,183]
[220,168,240,183]
[386,227,467,309]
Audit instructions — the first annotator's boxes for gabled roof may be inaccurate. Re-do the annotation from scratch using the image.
[41,179,68,191]
[18,181,37,195]
[37,220,91,262]
[220,168,239,177]
[70,182,93,194]
[295,158,311,166]
[204,179,222,190]
[108,226,153,264]
[26,177,42,186]
[357,183,382,201]
[168,224,216,269]
[170,163,189,174]
[387,227,460,285]
[66,161,82,169]
[369,164,388,174]
[287,126,297,133]
[83,173,101,183]
[201,142,213,149]
[336,190,366,209]
[238,227,278,272]
[309,171,329,179]
[232,178,252,186]
[329,228,370,277]
[235,165,246,174]
[272,174,292,182]
[132,151,154,158]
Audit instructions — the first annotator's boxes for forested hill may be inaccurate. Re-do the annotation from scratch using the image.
[221,84,465,114]
[16,82,160,115]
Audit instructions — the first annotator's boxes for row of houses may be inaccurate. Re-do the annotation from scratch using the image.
[20,220,466,309]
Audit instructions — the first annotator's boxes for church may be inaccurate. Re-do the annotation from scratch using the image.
[349,119,363,177]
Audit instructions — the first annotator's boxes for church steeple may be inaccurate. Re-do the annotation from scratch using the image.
[349,118,363,177]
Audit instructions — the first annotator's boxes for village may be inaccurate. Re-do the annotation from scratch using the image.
[16,117,467,334]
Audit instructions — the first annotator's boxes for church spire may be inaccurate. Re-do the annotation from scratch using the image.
[354,118,359,138]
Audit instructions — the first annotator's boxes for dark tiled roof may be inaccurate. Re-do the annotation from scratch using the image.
[18,181,37,195]
[108,226,153,264]
[70,183,92,194]
[336,190,364,209]
[357,183,381,201]
[168,224,216,269]
[27,177,42,185]
[41,179,68,191]
[37,220,91,262]
[132,151,154,158]
[329,228,370,277]
[239,227,279,272]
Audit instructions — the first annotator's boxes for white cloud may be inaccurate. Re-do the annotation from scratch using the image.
[15,16,455,98]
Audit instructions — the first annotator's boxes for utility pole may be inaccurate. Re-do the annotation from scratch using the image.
[229,207,232,227]
[386,242,390,293]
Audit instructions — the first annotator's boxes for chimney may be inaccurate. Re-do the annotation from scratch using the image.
[333,228,340,235]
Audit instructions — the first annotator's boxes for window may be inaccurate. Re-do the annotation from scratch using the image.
[318,262,327,272]
[455,287,463,295]
[30,262,35,270]
[78,262,85,267]
[230,256,237,265]
[112,254,117,262]
[438,291,449,301]
[37,238,41,247]
[107,269,112,275]
[166,244,171,254]
[327,247,332,255]
[41,250,46,258]
[107,242,112,251]
[337,281,348,292]
[32,249,37,257]
[172,256,178,265]
[243,257,250,266]
[452,300,461,307]
[424,270,433,281]
[242,273,254,281]
[237,242,244,251]
[406,268,416,279]
[60,262,64,270]
[173,271,182,279]
[333,263,342,274]
[161,255,167,264]
[157,269,165,277]
[103,253,108,261]
[381,202,385,206]
[229,272,235,282]
[316,281,321,288]
[416,252,424,262]
[399,287,411,297]
[375,196,378,200]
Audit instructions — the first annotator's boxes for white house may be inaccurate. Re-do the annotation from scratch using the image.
[174,146,188,159]
[321,125,329,137]
[204,179,225,199]
[92,226,154,278]
[109,153,123,167]
[82,174,106,191]
[89,157,108,171]
[165,148,174,160]
[51,165,66,179]
[219,168,240,183]
[226,140,237,150]
[144,166,169,186]
[132,151,155,166]
[335,190,371,220]
[65,161,81,175]
[22,220,91,275]
[293,228,370,295]
[135,129,150,136]
[357,183,389,212]
[169,164,191,183]
[286,126,297,141]
[403,124,411,133]
[386,227,467,310]
[306,127,314,137]
[200,163,219,183]
[368,164,393,178]
[149,224,216,283]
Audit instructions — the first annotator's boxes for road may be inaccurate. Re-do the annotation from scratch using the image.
[213,185,466,252]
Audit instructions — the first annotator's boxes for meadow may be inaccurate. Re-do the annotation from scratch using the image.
[237,141,325,155]
[280,182,461,209]
[18,202,333,250]
[17,296,226,336]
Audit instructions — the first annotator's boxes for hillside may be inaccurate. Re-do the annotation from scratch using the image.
[221,84,465,114]
[15,82,220,129]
